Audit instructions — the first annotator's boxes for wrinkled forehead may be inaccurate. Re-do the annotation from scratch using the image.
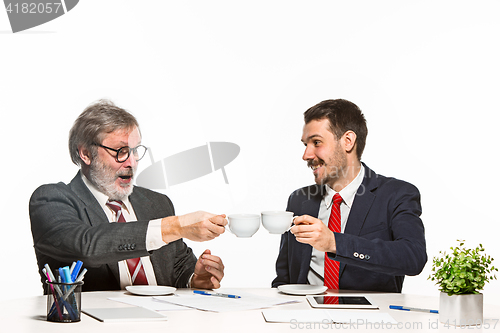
[101,126,142,147]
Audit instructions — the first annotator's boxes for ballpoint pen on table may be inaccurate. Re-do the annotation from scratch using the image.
[193,290,241,299]
[389,305,438,314]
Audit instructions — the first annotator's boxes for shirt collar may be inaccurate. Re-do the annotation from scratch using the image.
[81,172,131,213]
[323,164,365,209]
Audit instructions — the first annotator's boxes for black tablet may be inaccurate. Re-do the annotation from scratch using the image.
[306,295,378,309]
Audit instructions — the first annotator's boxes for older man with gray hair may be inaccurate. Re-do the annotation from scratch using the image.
[30,99,226,292]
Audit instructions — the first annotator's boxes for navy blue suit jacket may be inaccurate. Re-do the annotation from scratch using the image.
[272,164,427,293]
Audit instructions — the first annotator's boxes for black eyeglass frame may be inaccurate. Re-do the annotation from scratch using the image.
[93,143,148,163]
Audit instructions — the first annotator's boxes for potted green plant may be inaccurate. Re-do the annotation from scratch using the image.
[429,240,497,326]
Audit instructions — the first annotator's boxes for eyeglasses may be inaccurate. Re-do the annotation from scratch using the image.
[93,143,148,163]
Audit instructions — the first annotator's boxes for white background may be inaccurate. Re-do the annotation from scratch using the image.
[1,1,499,305]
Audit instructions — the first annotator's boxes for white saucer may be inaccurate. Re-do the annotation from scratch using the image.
[277,284,327,295]
[125,286,176,296]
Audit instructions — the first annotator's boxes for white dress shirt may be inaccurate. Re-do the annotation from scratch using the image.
[307,164,365,285]
[81,174,167,289]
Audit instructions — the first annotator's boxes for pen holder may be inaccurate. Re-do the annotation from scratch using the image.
[45,280,84,322]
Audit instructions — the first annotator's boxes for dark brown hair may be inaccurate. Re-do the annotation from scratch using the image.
[304,99,367,160]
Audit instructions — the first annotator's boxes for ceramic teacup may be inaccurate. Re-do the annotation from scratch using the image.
[261,211,295,234]
[227,214,261,237]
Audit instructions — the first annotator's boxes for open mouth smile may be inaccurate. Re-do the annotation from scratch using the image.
[308,159,325,173]
[311,164,322,171]
[117,174,133,184]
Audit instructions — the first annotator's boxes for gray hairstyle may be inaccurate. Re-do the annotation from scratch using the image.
[68,99,140,166]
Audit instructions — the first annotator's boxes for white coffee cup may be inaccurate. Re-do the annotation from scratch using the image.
[261,211,295,234]
[227,214,260,237]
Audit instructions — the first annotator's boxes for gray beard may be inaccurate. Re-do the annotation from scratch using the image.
[88,158,135,201]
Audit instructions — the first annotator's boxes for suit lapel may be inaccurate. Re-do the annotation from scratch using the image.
[301,193,323,217]
[129,190,154,221]
[69,171,121,284]
[339,164,379,278]
[344,165,378,236]
[298,186,324,275]
[69,171,109,225]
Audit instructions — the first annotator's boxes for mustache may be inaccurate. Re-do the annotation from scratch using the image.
[116,169,134,178]
[307,159,324,168]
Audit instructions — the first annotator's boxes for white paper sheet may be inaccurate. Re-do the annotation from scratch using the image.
[83,307,168,322]
[108,296,191,311]
[154,289,298,312]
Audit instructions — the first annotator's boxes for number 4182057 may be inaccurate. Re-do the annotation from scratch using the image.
[5,2,62,14]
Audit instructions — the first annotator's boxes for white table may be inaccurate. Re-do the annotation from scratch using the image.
[1,289,499,332]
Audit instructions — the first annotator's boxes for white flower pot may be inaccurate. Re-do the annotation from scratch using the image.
[439,292,483,326]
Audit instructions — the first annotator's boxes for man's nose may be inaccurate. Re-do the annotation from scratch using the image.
[302,145,314,161]
[122,154,138,168]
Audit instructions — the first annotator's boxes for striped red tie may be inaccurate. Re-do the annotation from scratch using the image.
[106,200,148,286]
[324,193,342,290]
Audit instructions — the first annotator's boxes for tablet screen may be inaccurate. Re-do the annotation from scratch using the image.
[313,296,372,305]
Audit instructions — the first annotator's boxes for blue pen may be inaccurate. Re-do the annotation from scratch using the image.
[59,268,66,283]
[63,268,87,300]
[390,305,438,314]
[62,266,73,283]
[193,290,241,299]
[71,261,83,282]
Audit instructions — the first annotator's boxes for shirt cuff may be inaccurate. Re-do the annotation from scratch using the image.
[146,218,167,251]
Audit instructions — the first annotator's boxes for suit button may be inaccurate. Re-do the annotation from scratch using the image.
[359,254,365,259]
[365,255,370,260]
[353,252,359,258]
[131,243,136,250]
[118,245,123,251]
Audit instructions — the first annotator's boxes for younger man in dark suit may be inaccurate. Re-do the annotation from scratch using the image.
[30,100,226,292]
[272,99,427,292]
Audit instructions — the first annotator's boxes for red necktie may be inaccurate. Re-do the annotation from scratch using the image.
[106,200,148,286]
[324,193,342,290]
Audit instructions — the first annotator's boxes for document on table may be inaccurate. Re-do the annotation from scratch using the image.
[83,307,168,322]
[262,309,398,324]
[154,289,298,312]
[108,296,191,311]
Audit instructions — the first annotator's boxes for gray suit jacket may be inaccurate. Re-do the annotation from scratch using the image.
[30,171,197,292]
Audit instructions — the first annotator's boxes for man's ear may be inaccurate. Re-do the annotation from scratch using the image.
[342,130,357,154]
[78,146,92,166]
